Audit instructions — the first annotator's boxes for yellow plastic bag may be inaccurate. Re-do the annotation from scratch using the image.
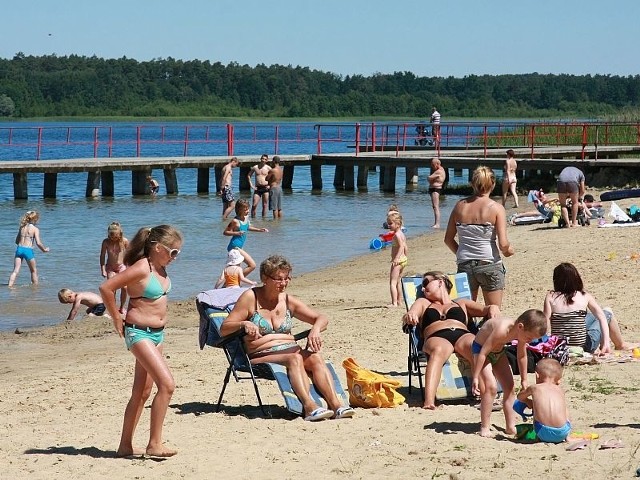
[342,357,405,408]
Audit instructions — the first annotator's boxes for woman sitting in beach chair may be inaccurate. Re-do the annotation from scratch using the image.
[402,271,501,410]
[220,254,354,421]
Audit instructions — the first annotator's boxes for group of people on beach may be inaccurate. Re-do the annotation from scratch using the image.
[6,147,637,456]
[395,162,634,442]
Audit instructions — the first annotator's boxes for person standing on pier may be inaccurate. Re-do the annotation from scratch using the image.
[501,149,519,208]
[220,156,239,219]
[428,158,446,228]
[266,155,284,219]
[248,154,272,218]
[429,107,441,147]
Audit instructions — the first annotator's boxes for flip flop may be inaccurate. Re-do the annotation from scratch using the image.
[566,440,589,451]
[599,439,624,449]
[304,407,334,422]
[333,406,355,419]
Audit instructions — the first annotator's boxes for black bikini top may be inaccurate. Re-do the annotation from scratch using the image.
[421,301,467,330]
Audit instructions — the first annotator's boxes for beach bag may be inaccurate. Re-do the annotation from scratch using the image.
[342,357,405,408]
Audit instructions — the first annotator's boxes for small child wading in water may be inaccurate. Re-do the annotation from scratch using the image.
[8,210,49,287]
[100,222,129,314]
[223,199,268,277]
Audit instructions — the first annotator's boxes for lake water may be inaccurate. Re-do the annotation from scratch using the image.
[0,122,472,331]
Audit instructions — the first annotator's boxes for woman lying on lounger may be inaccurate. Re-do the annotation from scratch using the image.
[220,254,355,422]
[402,271,501,410]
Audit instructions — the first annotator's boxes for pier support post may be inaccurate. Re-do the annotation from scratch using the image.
[239,166,250,192]
[406,167,419,185]
[132,170,148,196]
[311,164,323,190]
[333,166,345,189]
[357,165,369,189]
[44,173,57,198]
[13,172,28,200]
[283,165,294,189]
[101,171,114,197]
[213,166,222,194]
[378,166,385,186]
[198,168,210,194]
[344,165,355,190]
[86,171,101,197]
[382,165,397,193]
[164,169,178,194]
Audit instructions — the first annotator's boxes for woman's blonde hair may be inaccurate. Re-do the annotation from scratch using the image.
[20,210,39,227]
[471,166,496,195]
[124,225,183,266]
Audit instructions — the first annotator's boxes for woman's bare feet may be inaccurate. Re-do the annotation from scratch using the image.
[146,444,178,458]
[479,428,494,438]
[385,303,398,308]
[116,447,145,458]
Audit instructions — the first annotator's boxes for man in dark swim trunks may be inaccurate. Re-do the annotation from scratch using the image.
[220,157,239,219]
[428,158,446,229]
[248,154,272,218]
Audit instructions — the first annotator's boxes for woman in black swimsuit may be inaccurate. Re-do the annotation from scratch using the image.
[402,271,501,409]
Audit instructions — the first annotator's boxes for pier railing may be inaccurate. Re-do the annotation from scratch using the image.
[1,121,639,161]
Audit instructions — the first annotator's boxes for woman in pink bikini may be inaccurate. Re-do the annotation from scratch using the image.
[100,222,129,314]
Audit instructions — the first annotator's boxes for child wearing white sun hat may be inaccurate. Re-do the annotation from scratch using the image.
[214,250,257,289]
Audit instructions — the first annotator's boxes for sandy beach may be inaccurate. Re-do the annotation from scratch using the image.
[2,195,640,480]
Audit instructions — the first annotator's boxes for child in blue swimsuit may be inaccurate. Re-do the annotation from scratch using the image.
[223,199,268,277]
[8,210,49,287]
[515,358,571,443]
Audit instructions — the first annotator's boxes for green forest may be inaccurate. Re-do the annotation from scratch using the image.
[1,53,640,119]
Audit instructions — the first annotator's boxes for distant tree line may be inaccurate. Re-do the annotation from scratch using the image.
[1,53,640,118]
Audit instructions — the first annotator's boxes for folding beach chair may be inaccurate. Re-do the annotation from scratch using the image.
[196,288,348,416]
[402,273,475,401]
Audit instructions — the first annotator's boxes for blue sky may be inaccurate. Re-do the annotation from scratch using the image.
[2,0,639,78]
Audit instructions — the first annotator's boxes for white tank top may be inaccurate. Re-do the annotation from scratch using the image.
[455,223,500,263]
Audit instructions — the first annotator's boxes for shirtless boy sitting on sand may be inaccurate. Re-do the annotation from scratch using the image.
[515,358,571,443]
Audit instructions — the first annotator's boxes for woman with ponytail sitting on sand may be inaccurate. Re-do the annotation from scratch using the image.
[402,271,500,410]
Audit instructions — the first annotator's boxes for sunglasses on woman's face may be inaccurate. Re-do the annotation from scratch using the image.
[422,277,436,288]
[157,243,181,259]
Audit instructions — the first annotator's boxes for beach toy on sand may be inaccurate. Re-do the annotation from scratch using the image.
[516,423,536,441]
[569,432,599,440]
[512,399,532,421]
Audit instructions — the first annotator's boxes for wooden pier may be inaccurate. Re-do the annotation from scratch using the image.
[2,146,640,199]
